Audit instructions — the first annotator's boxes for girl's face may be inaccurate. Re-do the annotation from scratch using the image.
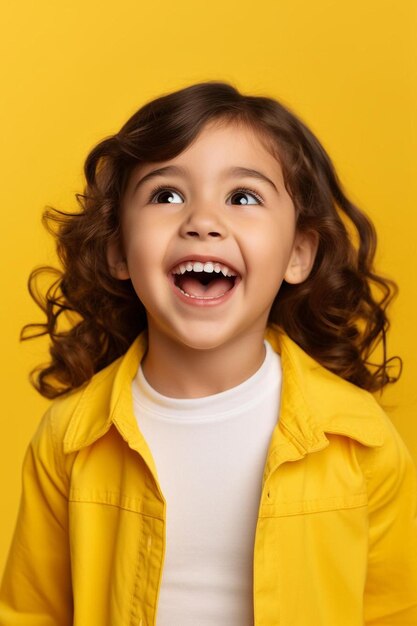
[111,120,317,352]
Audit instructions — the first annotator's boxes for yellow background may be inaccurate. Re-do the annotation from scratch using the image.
[1,0,416,573]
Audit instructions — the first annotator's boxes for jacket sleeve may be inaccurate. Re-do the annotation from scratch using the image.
[0,406,73,626]
[364,415,417,625]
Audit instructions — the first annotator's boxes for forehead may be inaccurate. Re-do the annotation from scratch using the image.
[130,118,283,184]
[182,118,279,161]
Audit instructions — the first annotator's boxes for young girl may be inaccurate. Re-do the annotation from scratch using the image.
[1,81,416,626]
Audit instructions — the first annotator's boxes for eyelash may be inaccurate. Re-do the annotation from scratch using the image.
[147,183,265,205]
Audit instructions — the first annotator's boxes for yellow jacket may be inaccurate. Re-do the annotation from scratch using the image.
[1,324,417,625]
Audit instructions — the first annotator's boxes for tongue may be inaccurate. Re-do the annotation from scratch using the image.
[178,276,233,298]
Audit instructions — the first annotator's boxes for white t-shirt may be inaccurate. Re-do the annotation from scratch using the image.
[131,338,282,626]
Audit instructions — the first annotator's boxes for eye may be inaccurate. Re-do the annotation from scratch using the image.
[147,184,264,205]
[149,185,183,204]
[228,188,264,205]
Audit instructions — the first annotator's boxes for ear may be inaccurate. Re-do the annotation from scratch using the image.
[284,230,319,284]
[107,238,131,280]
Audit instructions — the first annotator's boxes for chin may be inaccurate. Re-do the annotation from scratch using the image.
[169,324,237,352]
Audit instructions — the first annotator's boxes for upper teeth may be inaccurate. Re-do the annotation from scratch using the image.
[172,261,237,277]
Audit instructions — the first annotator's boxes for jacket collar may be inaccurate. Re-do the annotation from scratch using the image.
[63,324,385,478]
[262,325,384,478]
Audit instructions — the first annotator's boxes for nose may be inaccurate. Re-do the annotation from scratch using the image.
[179,202,228,239]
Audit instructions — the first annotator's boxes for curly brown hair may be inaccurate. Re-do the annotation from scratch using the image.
[21,80,401,398]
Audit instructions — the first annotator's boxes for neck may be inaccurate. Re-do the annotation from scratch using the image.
[140,325,268,399]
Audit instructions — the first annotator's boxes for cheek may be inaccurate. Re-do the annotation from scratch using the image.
[123,221,159,270]
[245,220,295,279]
[125,240,145,273]
[123,210,172,260]
[122,222,171,303]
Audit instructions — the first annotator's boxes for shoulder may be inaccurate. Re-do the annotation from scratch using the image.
[364,405,417,495]
[314,371,417,513]
[32,353,125,459]
[323,370,415,476]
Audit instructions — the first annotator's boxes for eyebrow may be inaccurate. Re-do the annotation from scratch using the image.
[132,164,278,194]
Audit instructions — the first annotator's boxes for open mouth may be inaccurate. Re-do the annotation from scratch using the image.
[172,270,237,299]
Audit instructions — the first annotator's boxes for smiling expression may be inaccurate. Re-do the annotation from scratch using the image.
[111,119,314,352]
